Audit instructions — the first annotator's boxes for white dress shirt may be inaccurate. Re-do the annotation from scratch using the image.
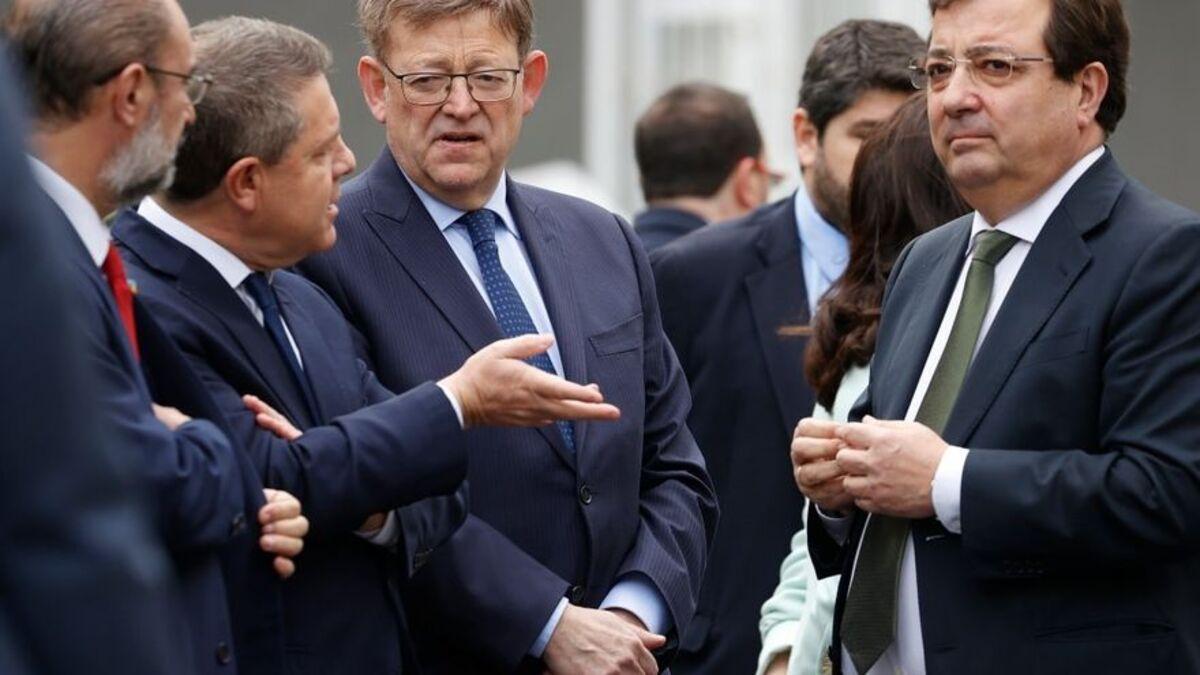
[29,157,109,266]
[830,146,1105,675]
[401,171,671,655]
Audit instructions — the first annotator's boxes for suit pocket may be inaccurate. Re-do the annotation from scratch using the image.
[589,313,643,357]
[1016,327,1089,369]
[1034,621,1177,674]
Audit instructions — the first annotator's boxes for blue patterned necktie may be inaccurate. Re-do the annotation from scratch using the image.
[459,209,575,451]
[243,272,320,423]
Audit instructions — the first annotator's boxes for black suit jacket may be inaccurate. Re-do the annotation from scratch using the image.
[634,206,707,253]
[650,196,813,673]
[810,151,1200,674]
[298,149,718,674]
[113,209,470,675]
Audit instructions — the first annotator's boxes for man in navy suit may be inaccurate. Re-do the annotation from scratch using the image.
[649,21,924,675]
[0,42,177,675]
[111,16,622,675]
[795,0,1200,673]
[6,2,309,674]
[298,2,718,674]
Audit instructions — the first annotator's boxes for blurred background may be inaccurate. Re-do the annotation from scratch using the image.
[180,0,1200,216]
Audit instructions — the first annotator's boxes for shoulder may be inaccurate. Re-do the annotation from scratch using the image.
[651,197,792,279]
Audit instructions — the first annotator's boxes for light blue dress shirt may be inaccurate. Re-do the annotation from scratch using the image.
[401,171,671,656]
[793,187,849,317]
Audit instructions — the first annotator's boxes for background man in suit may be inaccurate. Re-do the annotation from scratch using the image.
[4,2,309,673]
[632,82,778,252]
[111,16,622,675]
[0,44,177,675]
[649,20,924,675]
[298,1,718,673]
[795,0,1200,673]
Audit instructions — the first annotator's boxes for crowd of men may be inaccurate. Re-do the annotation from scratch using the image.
[1,1,1198,675]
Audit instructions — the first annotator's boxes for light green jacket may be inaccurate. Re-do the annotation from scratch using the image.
[755,365,868,675]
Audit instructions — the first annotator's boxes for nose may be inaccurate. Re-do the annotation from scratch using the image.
[440,75,480,119]
[938,64,983,118]
[334,137,356,180]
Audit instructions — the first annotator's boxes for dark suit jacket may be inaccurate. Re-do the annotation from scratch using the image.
[634,206,707,253]
[649,197,813,674]
[113,209,469,675]
[54,205,257,675]
[297,149,718,674]
[0,58,177,673]
[810,152,1200,674]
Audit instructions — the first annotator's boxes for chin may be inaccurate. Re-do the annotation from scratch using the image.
[948,157,1001,192]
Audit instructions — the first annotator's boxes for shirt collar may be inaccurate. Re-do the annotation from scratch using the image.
[968,145,1106,253]
[29,156,109,266]
[401,169,520,239]
[793,186,849,279]
[137,196,257,290]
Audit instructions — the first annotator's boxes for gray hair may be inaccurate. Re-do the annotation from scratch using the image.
[357,0,534,61]
[166,16,332,202]
[3,0,170,123]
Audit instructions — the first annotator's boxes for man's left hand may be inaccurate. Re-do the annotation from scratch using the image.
[258,488,308,579]
[835,417,947,519]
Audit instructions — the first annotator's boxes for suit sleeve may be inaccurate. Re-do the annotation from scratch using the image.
[612,215,720,642]
[961,221,1200,568]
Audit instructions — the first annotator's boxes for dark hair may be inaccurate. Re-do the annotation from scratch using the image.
[804,94,971,410]
[166,17,333,202]
[928,0,1130,135]
[634,82,763,201]
[798,19,925,135]
[3,0,170,123]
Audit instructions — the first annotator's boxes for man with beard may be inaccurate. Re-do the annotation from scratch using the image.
[5,2,308,673]
[650,20,925,675]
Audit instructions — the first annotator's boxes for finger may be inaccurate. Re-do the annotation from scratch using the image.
[489,333,555,360]
[262,487,280,501]
[837,422,888,450]
[843,475,870,499]
[632,640,659,674]
[273,556,295,579]
[261,534,304,558]
[261,496,301,522]
[268,516,309,539]
[523,368,605,403]
[835,448,872,475]
[790,437,843,464]
[637,628,667,649]
[796,459,844,487]
[795,417,841,440]
[863,416,913,429]
[537,399,621,422]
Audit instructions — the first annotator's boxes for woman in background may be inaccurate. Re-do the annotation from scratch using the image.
[758,94,971,675]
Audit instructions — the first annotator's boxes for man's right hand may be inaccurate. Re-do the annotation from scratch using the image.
[439,334,621,429]
[543,605,666,675]
[792,418,855,514]
[152,403,191,431]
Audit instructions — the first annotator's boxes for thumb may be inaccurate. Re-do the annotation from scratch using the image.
[489,333,555,360]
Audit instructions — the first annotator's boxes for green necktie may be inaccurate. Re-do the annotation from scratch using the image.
[840,229,1018,674]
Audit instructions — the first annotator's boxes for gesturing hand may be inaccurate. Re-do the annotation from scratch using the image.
[543,605,666,675]
[440,334,622,429]
[791,418,855,514]
[244,394,303,441]
[835,416,947,519]
[258,488,309,579]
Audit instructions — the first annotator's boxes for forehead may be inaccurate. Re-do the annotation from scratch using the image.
[929,0,1051,52]
[386,10,519,68]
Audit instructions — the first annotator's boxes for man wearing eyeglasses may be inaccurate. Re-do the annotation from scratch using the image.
[795,0,1200,673]
[298,2,718,674]
[4,2,311,674]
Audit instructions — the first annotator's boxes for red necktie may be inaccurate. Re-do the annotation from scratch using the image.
[101,244,140,360]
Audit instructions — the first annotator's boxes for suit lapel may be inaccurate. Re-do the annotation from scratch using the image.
[744,199,813,434]
[275,281,349,423]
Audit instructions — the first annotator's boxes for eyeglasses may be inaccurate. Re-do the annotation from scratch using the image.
[93,64,214,104]
[380,63,522,106]
[909,47,1053,90]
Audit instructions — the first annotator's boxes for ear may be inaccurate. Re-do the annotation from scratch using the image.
[519,49,548,116]
[729,156,760,210]
[223,156,265,214]
[105,63,157,130]
[793,108,820,172]
[1075,61,1109,131]
[358,56,389,125]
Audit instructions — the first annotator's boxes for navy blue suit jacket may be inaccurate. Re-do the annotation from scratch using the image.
[650,197,813,674]
[113,209,469,675]
[53,206,257,675]
[298,149,719,674]
[810,152,1200,674]
[0,56,177,674]
[634,206,706,253]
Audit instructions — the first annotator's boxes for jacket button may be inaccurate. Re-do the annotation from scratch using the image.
[215,641,232,665]
[578,485,593,506]
[230,512,247,536]
[568,585,585,603]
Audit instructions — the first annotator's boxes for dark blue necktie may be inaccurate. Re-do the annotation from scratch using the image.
[460,209,575,451]
[243,272,320,423]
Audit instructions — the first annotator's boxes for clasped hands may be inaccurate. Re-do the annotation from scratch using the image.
[791,416,948,519]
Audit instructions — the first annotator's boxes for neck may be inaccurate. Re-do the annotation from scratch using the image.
[156,195,271,271]
[646,197,719,224]
[32,122,118,216]
[968,136,1104,225]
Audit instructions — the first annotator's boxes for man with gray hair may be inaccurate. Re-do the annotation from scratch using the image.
[3,1,311,674]
[111,16,621,675]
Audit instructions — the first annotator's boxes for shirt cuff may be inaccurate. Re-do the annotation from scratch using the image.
[435,381,465,429]
[600,573,672,635]
[529,597,569,658]
[932,445,969,534]
[815,505,853,545]
[355,510,400,547]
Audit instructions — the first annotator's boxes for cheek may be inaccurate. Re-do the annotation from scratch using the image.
[828,137,862,186]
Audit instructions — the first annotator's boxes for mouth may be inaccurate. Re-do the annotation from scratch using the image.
[435,131,484,147]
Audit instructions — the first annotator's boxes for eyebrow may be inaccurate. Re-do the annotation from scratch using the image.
[848,119,883,136]
[928,43,1018,58]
